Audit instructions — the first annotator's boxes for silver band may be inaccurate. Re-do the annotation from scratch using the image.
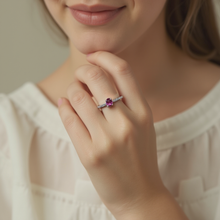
[97,96,123,109]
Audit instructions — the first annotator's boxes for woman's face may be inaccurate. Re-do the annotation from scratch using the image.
[44,0,167,54]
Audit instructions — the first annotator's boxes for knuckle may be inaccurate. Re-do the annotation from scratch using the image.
[71,91,86,105]
[118,120,134,141]
[141,114,149,124]
[84,139,115,168]
[138,111,153,127]
[100,138,115,156]
[123,123,133,137]
[114,61,130,75]
[86,67,104,82]
[85,151,103,168]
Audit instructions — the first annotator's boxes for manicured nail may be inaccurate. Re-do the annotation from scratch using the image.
[57,98,63,107]
[87,53,93,57]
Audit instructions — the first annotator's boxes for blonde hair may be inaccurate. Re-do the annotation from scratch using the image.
[37,0,220,65]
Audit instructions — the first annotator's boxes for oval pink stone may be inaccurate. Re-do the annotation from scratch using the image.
[106,98,113,107]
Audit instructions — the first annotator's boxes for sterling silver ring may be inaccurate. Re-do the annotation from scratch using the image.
[97,96,123,110]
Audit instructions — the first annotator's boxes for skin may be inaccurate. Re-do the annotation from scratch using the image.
[57,52,189,220]
[36,0,220,219]
[38,0,220,122]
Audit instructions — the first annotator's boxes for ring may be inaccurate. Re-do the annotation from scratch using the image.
[97,96,123,110]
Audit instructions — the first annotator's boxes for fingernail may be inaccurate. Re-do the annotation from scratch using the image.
[57,98,63,107]
[87,53,93,57]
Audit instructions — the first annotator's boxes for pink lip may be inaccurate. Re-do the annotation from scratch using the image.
[68,4,123,12]
[68,5,126,26]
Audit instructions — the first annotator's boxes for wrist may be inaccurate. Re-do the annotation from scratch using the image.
[115,189,189,220]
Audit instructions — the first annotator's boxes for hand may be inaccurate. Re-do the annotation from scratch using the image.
[57,51,166,219]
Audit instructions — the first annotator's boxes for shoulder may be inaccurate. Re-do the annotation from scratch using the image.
[190,61,220,101]
[0,92,36,159]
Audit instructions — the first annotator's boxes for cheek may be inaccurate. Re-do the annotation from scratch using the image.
[118,0,167,47]
[133,0,167,26]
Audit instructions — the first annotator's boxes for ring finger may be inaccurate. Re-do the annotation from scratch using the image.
[74,64,130,122]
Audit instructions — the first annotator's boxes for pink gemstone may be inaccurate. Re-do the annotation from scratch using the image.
[106,98,113,107]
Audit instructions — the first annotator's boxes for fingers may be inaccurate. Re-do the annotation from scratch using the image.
[74,64,130,122]
[66,80,107,139]
[57,97,92,164]
[86,51,148,115]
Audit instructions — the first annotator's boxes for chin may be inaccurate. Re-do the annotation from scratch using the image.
[70,37,127,55]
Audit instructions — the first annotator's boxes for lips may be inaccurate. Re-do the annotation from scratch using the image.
[67,4,124,12]
[68,5,126,26]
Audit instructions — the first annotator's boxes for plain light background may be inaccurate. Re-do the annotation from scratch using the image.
[0,0,69,94]
[0,0,220,94]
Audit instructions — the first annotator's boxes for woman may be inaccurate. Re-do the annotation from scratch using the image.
[0,0,220,219]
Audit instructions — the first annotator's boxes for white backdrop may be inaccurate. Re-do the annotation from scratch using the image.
[0,0,219,94]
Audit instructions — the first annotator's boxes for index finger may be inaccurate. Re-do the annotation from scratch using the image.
[86,51,148,114]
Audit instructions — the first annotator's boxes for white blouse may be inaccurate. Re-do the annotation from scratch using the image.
[0,80,220,220]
